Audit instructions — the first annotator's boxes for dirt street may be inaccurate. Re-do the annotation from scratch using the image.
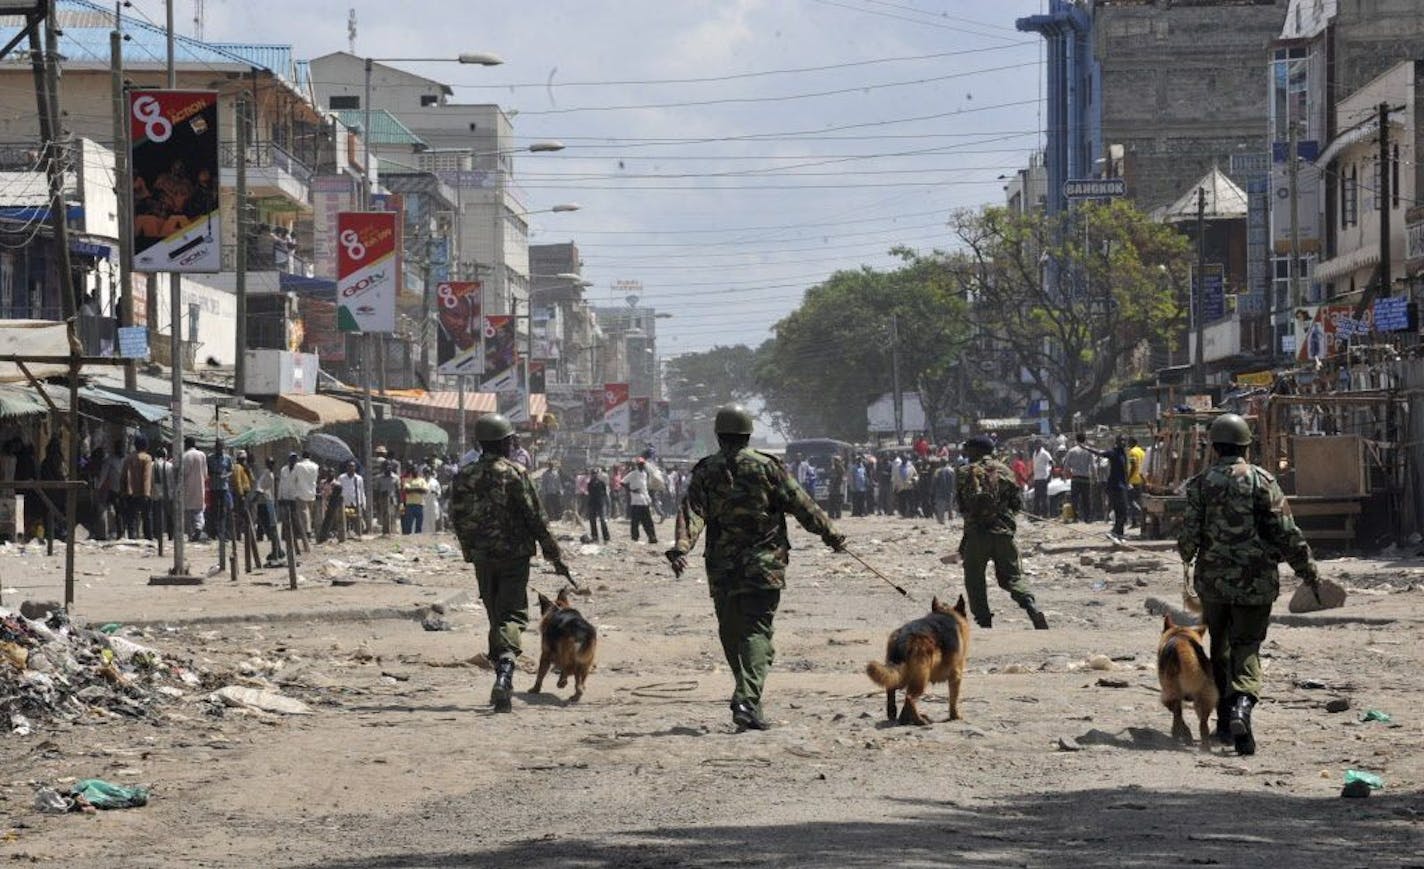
[3,514,1422,867]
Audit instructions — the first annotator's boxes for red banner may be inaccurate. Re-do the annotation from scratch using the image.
[336,211,397,333]
[480,315,518,391]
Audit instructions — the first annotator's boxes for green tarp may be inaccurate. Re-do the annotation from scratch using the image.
[319,418,449,452]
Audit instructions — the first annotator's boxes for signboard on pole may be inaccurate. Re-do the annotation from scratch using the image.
[336,211,397,333]
[582,388,604,430]
[628,396,651,440]
[603,383,630,436]
[1196,263,1226,323]
[311,175,354,278]
[129,90,221,272]
[497,389,527,425]
[435,280,483,375]
[479,315,518,392]
[1063,178,1125,200]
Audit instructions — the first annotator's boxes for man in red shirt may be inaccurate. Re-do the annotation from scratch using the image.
[913,436,930,460]
[1011,452,1031,488]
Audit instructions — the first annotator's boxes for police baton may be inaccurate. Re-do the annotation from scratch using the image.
[842,546,912,600]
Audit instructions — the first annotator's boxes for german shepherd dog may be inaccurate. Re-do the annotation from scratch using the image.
[865,595,971,726]
[532,588,598,702]
[1157,614,1217,750]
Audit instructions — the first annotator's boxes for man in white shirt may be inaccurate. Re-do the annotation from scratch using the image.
[1063,433,1095,522]
[295,451,319,545]
[1031,441,1054,517]
[336,460,365,542]
[180,436,208,542]
[252,457,282,563]
[623,457,656,543]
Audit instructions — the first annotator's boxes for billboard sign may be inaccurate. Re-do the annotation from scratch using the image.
[628,396,651,440]
[129,90,220,272]
[602,383,630,435]
[336,211,397,333]
[1064,178,1125,199]
[311,175,354,278]
[435,281,483,375]
[479,315,519,392]
[583,388,604,430]
[1294,304,1373,362]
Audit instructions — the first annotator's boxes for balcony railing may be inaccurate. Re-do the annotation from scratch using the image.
[219,141,314,186]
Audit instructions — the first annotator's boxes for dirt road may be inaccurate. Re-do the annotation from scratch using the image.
[3,514,1421,867]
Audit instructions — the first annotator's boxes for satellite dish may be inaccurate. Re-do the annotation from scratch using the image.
[625,294,639,307]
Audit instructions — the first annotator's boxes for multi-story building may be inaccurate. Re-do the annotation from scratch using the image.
[530,242,599,387]
[592,303,662,400]
[307,52,528,319]
[0,2,322,367]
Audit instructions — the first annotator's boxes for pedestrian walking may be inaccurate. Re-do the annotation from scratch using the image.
[119,436,154,540]
[150,446,173,543]
[449,413,571,713]
[335,460,365,542]
[826,456,845,520]
[403,469,429,534]
[666,404,844,731]
[539,462,564,522]
[1178,413,1320,756]
[276,452,306,555]
[931,458,956,524]
[1063,433,1094,522]
[624,457,657,543]
[1088,435,1130,539]
[1031,441,1053,518]
[586,467,611,542]
[295,451,319,546]
[1127,436,1146,527]
[207,440,233,545]
[373,462,399,536]
[180,436,208,541]
[253,456,282,563]
[956,435,1049,630]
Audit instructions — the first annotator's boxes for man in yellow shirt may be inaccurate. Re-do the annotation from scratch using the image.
[1127,437,1147,528]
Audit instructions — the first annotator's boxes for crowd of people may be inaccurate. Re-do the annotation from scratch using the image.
[532,449,689,546]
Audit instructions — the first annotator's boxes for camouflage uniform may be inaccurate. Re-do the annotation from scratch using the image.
[672,447,838,715]
[450,453,563,662]
[1179,456,1317,702]
[956,454,1042,626]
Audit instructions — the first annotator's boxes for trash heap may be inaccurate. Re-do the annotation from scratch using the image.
[1,606,198,735]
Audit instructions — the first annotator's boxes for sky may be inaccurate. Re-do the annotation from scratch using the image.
[127,0,1048,358]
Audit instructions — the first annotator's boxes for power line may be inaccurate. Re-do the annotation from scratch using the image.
[805,0,1023,40]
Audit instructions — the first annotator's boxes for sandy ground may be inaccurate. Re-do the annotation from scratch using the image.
[2,513,1422,867]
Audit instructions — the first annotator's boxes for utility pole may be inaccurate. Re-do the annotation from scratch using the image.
[890,313,903,444]
[1287,123,1302,356]
[163,0,189,578]
[1193,186,1206,389]
[360,55,374,531]
[233,96,248,398]
[111,27,136,391]
[1379,101,1392,299]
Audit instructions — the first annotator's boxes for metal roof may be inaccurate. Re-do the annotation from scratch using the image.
[1156,166,1248,223]
[333,109,427,147]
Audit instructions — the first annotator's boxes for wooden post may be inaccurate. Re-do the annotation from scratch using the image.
[229,504,238,582]
[283,502,298,590]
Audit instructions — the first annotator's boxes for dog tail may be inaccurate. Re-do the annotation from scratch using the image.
[865,660,905,689]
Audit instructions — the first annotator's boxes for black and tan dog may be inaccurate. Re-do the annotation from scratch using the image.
[866,595,971,726]
[1157,614,1216,750]
[532,588,598,702]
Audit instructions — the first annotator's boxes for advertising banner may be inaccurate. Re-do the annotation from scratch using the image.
[336,211,398,333]
[435,281,483,375]
[628,397,651,440]
[528,360,547,396]
[479,315,519,392]
[497,389,528,425]
[311,175,354,278]
[129,90,220,272]
[602,383,630,435]
[1294,304,1373,362]
[1195,263,1226,323]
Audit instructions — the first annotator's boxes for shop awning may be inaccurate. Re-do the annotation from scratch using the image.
[1313,245,1380,284]
[207,406,313,449]
[274,392,361,425]
[389,390,495,424]
[0,384,47,420]
[319,418,449,452]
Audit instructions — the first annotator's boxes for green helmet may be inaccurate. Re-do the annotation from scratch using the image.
[474,413,514,442]
[1209,413,1252,446]
[713,404,754,435]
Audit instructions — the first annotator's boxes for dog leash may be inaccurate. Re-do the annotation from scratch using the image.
[842,546,914,600]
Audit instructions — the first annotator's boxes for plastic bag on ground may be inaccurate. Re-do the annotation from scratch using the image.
[69,779,149,809]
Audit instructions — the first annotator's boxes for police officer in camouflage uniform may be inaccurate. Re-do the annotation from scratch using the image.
[956,435,1049,630]
[1178,413,1319,755]
[449,413,572,712]
[666,404,845,731]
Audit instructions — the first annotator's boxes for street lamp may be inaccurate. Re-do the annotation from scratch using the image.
[360,51,502,527]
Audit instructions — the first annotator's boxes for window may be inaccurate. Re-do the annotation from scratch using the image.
[1342,164,1358,228]
[420,94,438,107]
[328,95,359,110]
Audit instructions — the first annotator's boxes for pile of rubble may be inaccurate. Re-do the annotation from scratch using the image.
[1,605,199,734]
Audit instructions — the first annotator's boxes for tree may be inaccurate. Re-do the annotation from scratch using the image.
[948,200,1190,431]
[756,257,969,441]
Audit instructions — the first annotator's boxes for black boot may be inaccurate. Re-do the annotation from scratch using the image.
[491,657,515,713]
[731,700,770,732]
[1230,694,1256,755]
[1214,697,1233,744]
[976,614,993,629]
[1026,607,1049,630]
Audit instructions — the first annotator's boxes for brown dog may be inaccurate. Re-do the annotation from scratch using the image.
[532,588,597,702]
[1157,614,1216,750]
[865,595,971,726]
